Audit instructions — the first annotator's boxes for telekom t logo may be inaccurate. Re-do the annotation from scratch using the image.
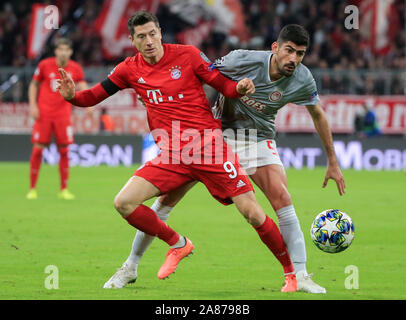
[147,89,163,104]
[147,89,184,104]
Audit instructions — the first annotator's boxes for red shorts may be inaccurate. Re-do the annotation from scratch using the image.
[31,117,74,145]
[134,144,253,205]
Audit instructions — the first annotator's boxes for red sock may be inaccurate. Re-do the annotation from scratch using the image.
[254,215,294,275]
[29,147,43,189]
[125,205,180,246]
[58,146,69,190]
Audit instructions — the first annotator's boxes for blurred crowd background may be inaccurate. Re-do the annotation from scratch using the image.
[0,0,405,102]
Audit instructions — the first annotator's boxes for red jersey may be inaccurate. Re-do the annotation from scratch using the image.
[33,57,84,119]
[107,44,231,154]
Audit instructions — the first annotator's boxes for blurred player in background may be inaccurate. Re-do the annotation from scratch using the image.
[26,38,88,200]
[57,11,298,292]
[360,102,381,137]
[116,25,346,294]
[99,107,115,134]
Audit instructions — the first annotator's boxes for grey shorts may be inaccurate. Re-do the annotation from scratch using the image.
[224,136,283,175]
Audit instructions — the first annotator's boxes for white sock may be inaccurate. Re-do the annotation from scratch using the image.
[170,236,186,249]
[276,205,307,275]
[125,199,173,266]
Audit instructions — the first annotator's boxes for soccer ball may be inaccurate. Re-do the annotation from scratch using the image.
[310,209,355,253]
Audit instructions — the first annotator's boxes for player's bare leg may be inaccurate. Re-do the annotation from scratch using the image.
[231,190,297,292]
[250,164,326,293]
[159,181,198,207]
[104,176,193,288]
[57,143,75,200]
[27,142,47,200]
[113,175,161,216]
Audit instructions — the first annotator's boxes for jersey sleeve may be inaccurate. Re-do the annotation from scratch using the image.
[291,77,320,107]
[188,46,220,83]
[32,61,44,82]
[107,60,130,89]
[214,50,258,81]
[213,50,242,79]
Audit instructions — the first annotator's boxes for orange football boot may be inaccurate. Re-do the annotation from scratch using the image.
[157,237,194,279]
[281,273,298,292]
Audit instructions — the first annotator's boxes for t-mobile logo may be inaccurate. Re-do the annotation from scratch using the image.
[147,89,163,104]
[146,89,184,104]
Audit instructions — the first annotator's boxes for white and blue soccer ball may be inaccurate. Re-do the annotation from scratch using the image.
[310,209,355,253]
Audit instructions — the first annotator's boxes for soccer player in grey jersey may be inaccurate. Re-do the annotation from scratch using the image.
[104,25,346,294]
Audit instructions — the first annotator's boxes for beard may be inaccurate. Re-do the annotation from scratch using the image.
[277,62,296,77]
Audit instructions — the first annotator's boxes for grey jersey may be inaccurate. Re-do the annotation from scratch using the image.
[213,49,320,140]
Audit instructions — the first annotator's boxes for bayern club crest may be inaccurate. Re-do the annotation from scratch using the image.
[269,90,282,101]
[169,66,182,80]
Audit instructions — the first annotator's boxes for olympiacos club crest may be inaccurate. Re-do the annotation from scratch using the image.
[269,90,282,101]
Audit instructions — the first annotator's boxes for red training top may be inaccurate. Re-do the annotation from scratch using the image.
[33,57,84,119]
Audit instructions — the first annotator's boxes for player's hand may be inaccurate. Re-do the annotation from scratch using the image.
[323,164,346,196]
[56,68,75,100]
[30,105,39,120]
[236,78,255,95]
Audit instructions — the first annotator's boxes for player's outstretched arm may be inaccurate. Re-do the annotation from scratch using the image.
[206,73,255,98]
[236,78,255,95]
[56,68,111,107]
[189,46,255,98]
[306,103,346,196]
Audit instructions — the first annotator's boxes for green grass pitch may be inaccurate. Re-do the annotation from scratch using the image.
[0,163,405,300]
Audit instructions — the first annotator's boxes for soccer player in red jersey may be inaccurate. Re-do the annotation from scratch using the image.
[57,11,297,292]
[27,38,88,200]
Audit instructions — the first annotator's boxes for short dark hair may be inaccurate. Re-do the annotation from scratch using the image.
[54,37,73,49]
[128,11,160,37]
[277,24,309,47]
